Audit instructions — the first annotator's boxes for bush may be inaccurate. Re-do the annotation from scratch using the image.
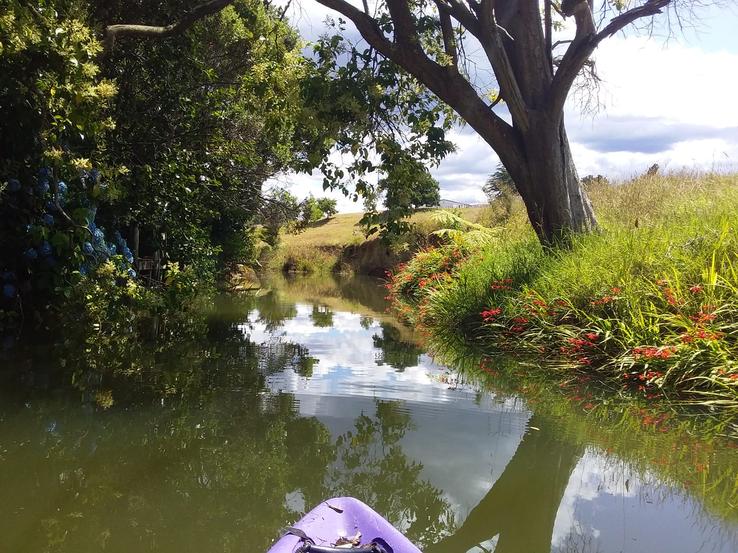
[388,173,738,408]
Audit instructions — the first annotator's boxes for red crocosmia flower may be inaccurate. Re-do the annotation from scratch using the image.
[611,287,622,294]
[510,325,525,333]
[585,332,599,341]
[689,285,703,294]
[481,307,503,321]
[512,317,529,324]
[584,402,595,409]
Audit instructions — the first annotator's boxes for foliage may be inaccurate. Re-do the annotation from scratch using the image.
[387,173,738,409]
[297,24,454,236]
[361,153,441,237]
[298,195,337,227]
[94,0,310,275]
[482,164,517,201]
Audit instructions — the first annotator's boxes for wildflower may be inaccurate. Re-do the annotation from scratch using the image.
[512,317,529,324]
[579,357,592,366]
[510,325,525,333]
[42,213,54,226]
[695,329,723,341]
[611,287,622,294]
[481,307,502,321]
[585,332,599,341]
[583,402,594,409]
[663,287,679,306]
[689,284,703,294]
[83,242,94,255]
[656,279,668,287]
[590,295,615,306]
[490,279,511,291]
[690,312,716,324]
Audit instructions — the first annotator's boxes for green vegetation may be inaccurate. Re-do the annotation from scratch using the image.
[267,207,488,275]
[387,173,738,410]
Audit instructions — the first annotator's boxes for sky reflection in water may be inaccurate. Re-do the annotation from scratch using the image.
[1,278,737,553]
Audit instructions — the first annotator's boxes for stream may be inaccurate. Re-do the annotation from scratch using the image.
[1,274,737,553]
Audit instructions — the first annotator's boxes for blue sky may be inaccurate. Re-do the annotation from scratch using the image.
[268,2,738,210]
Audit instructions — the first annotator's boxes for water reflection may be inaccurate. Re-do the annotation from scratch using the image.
[0,274,737,553]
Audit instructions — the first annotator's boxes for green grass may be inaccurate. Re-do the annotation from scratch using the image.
[266,206,488,274]
[387,173,738,411]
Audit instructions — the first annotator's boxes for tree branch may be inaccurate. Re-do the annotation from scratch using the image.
[477,0,530,131]
[105,0,236,49]
[548,0,670,118]
[315,0,523,161]
[437,4,459,67]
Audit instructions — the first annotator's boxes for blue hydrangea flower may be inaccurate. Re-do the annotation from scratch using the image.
[35,180,50,196]
[93,228,105,243]
[2,283,16,299]
[79,264,90,276]
[57,181,67,195]
[88,221,97,233]
[127,268,137,279]
[23,248,38,261]
[107,243,117,255]
[90,169,100,182]
[42,213,54,226]
[83,242,94,255]
[39,241,52,257]
[7,178,21,192]
[123,248,134,264]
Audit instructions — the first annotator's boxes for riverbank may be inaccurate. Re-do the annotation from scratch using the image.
[266,207,487,275]
[387,172,738,409]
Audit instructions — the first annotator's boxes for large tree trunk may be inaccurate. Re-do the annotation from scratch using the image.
[492,114,598,246]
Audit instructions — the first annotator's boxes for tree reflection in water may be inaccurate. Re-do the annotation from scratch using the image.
[426,415,582,553]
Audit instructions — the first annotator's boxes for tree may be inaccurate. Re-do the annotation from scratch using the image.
[299,196,324,225]
[94,0,309,273]
[316,197,338,218]
[260,187,301,244]
[482,163,517,202]
[103,0,690,245]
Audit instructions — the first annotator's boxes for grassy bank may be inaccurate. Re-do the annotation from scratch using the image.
[267,207,487,275]
[387,173,738,409]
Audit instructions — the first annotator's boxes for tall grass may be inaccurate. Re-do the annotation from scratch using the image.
[387,173,738,410]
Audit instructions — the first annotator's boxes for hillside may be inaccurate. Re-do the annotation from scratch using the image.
[269,206,489,274]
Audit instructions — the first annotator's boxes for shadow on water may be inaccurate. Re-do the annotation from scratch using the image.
[0,274,737,552]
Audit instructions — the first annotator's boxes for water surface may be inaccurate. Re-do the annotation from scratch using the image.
[1,274,737,552]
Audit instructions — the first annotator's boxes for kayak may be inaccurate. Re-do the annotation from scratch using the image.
[267,496,422,553]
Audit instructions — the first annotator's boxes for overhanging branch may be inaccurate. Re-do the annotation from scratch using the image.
[548,0,671,117]
[105,0,236,49]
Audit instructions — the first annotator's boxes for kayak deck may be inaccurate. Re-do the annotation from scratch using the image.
[267,496,421,553]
